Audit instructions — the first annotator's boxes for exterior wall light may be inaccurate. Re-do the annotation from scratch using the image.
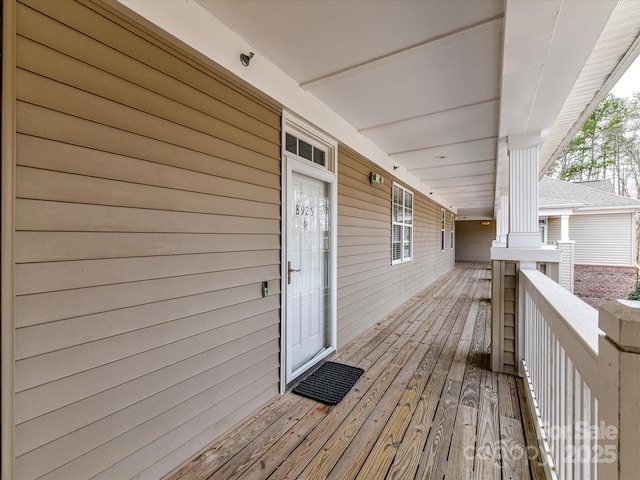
[240,52,254,66]
[370,172,384,185]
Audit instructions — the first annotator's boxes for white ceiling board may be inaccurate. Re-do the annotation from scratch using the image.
[437,183,495,194]
[392,138,497,170]
[198,0,504,84]
[500,67,543,136]
[444,194,496,204]
[306,22,501,130]
[364,101,499,154]
[412,160,495,181]
[391,138,496,163]
[502,0,561,76]
[428,174,495,188]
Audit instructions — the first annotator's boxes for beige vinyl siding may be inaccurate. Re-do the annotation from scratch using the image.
[571,213,634,266]
[454,220,495,261]
[14,1,281,479]
[491,260,517,375]
[503,262,517,373]
[337,147,455,346]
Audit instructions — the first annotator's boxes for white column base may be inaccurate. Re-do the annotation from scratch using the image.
[508,232,541,249]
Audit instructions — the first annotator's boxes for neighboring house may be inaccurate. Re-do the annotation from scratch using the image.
[539,177,640,307]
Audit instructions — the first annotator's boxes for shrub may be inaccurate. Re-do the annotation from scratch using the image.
[628,280,640,300]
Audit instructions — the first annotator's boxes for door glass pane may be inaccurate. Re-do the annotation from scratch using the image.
[299,139,313,161]
[289,172,330,372]
[286,133,297,155]
[313,147,326,166]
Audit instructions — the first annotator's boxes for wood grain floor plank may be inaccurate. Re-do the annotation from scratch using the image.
[444,405,478,479]
[169,263,540,480]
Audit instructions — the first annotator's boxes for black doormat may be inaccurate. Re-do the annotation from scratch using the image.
[293,361,364,406]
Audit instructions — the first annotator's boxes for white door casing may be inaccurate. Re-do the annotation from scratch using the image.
[281,113,337,390]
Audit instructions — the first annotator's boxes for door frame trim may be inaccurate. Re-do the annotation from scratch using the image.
[280,112,338,392]
[2,1,17,477]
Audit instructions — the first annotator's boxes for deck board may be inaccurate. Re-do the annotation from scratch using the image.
[168,262,542,480]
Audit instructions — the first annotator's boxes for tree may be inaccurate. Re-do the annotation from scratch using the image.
[548,94,633,188]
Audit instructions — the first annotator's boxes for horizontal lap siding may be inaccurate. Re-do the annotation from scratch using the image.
[547,217,561,243]
[454,220,495,262]
[337,148,455,346]
[570,213,634,266]
[14,1,281,479]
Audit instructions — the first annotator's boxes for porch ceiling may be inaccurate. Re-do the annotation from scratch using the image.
[191,0,638,219]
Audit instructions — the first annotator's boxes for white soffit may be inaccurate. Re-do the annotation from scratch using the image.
[538,0,640,176]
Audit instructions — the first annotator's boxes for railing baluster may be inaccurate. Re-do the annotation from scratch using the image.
[572,371,584,480]
[583,385,592,480]
[591,395,597,480]
[518,269,604,480]
[565,357,573,480]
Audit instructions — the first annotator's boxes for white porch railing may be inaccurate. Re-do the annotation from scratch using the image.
[520,268,640,480]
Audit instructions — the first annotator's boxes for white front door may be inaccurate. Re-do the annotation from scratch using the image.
[287,170,331,376]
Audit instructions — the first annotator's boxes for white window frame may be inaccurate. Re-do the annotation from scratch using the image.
[539,218,548,244]
[450,213,455,249]
[391,183,413,264]
[440,208,446,252]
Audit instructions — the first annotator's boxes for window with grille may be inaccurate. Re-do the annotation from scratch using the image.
[392,184,413,264]
[285,132,326,167]
[440,208,446,252]
[450,213,455,249]
[539,218,548,244]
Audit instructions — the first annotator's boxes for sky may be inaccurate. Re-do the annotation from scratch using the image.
[610,55,640,98]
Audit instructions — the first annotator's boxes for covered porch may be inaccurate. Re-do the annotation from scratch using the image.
[170,262,544,480]
[3,1,640,479]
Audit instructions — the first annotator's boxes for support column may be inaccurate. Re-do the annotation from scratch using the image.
[491,130,560,375]
[560,214,570,242]
[555,214,574,291]
[493,191,509,247]
[508,132,541,249]
[556,241,575,292]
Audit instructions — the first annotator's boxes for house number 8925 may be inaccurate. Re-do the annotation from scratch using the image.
[295,205,314,216]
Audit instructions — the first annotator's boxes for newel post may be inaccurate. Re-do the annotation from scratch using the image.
[598,300,640,480]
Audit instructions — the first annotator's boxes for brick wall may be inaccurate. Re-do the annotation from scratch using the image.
[574,264,638,308]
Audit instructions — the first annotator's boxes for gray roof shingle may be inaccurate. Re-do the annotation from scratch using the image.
[539,177,640,209]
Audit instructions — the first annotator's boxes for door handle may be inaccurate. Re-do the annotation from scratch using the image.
[288,261,301,284]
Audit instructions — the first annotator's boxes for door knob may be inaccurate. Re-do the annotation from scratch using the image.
[288,261,301,284]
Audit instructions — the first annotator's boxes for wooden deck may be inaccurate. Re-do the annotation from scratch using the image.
[169,262,545,480]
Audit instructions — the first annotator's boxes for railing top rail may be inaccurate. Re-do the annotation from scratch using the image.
[520,268,601,359]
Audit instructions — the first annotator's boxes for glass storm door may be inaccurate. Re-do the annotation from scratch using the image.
[287,170,331,374]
